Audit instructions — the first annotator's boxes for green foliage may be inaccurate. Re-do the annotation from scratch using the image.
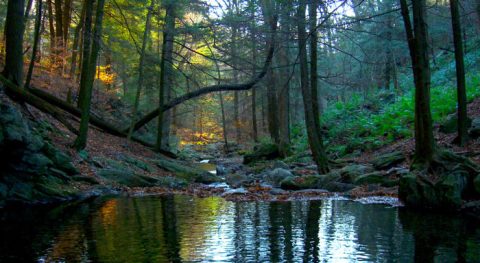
[310,48,480,158]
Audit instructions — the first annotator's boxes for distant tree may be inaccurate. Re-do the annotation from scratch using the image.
[450,0,468,146]
[400,0,435,166]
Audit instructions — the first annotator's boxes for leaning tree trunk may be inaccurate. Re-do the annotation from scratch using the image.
[2,0,25,86]
[400,0,435,166]
[298,0,329,174]
[74,0,105,150]
[450,0,468,146]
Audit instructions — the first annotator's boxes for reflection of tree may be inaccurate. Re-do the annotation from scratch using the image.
[398,210,480,262]
[303,200,321,263]
[161,195,181,263]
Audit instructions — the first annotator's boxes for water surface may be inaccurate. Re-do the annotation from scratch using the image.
[0,195,479,262]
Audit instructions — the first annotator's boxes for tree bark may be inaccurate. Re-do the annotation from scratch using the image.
[450,0,468,146]
[400,0,434,165]
[250,1,258,143]
[74,0,105,150]
[2,0,25,86]
[298,0,329,174]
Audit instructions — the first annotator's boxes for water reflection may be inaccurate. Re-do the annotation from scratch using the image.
[0,196,479,262]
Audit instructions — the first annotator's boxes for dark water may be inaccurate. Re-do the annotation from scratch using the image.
[0,196,479,263]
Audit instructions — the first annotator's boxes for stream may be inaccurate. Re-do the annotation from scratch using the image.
[1,195,479,262]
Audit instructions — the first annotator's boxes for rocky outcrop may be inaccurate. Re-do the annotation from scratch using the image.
[0,102,79,206]
[399,151,480,211]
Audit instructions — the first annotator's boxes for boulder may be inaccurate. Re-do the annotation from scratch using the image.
[243,143,280,164]
[371,151,405,170]
[263,168,293,187]
[97,168,187,189]
[469,117,480,138]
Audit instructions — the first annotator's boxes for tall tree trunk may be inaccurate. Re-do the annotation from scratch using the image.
[298,0,329,174]
[156,2,175,151]
[231,0,241,143]
[127,0,155,140]
[277,1,292,157]
[250,4,258,143]
[2,0,25,86]
[68,0,87,103]
[25,0,43,89]
[450,0,468,146]
[260,0,280,143]
[400,0,434,166]
[74,0,105,150]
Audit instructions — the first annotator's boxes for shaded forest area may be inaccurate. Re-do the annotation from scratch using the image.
[0,0,480,215]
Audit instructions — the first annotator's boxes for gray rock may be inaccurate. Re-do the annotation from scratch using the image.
[371,151,405,170]
[339,164,374,183]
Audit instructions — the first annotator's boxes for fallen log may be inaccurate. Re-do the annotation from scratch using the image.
[0,74,78,135]
[0,75,177,158]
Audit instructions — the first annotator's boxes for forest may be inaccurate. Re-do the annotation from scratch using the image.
[1,0,480,262]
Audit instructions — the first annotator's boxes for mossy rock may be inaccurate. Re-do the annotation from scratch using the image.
[339,165,374,183]
[280,175,321,190]
[43,143,79,175]
[264,168,293,187]
[97,168,155,187]
[120,154,155,173]
[353,171,388,185]
[154,157,222,183]
[371,151,405,170]
[243,143,280,164]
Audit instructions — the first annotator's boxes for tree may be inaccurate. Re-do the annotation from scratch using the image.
[156,0,175,152]
[400,0,435,166]
[2,0,25,86]
[74,0,106,150]
[450,0,468,146]
[127,0,156,141]
[25,0,43,89]
[297,0,329,174]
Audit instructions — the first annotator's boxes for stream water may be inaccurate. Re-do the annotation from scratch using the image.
[1,195,479,262]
